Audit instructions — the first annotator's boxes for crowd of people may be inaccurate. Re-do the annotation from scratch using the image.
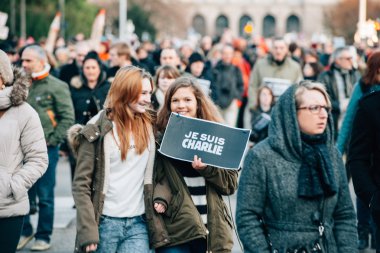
[0,29,379,253]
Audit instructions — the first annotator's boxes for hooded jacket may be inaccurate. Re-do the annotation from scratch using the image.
[68,110,155,252]
[146,133,238,252]
[70,70,110,125]
[0,67,48,217]
[236,85,357,253]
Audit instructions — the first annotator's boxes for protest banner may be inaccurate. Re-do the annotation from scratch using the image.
[45,12,61,54]
[262,77,292,98]
[159,113,251,170]
[90,9,106,52]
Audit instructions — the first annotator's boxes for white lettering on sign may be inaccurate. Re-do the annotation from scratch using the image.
[181,131,225,156]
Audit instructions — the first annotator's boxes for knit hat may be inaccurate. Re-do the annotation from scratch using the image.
[83,50,103,68]
[0,49,14,85]
[188,52,204,66]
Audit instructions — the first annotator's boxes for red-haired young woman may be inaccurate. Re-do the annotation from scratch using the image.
[69,66,155,253]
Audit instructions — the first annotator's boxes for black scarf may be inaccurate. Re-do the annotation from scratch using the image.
[298,132,338,199]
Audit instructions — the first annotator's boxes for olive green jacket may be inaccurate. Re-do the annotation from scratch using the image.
[69,111,155,252]
[28,75,74,146]
[146,139,238,252]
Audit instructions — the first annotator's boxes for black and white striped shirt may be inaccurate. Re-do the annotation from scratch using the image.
[169,158,208,224]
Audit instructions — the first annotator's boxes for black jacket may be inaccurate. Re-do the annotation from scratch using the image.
[348,90,380,206]
[59,60,80,85]
[70,71,110,125]
[212,61,243,109]
[347,90,380,249]
[249,107,272,143]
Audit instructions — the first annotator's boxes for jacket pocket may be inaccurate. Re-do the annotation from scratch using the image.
[0,171,12,200]
[222,200,233,229]
[165,192,183,222]
[36,94,53,107]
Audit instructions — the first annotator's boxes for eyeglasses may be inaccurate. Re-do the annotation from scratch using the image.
[297,105,331,114]
[339,56,352,61]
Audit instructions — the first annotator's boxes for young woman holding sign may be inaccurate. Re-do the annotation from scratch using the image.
[146,77,238,253]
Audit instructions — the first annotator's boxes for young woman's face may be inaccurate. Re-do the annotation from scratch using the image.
[129,78,152,114]
[158,73,175,93]
[303,63,315,77]
[83,59,101,83]
[170,87,197,118]
[259,88,273,108]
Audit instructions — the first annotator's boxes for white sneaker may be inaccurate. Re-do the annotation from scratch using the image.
[16,234,34,250]
[30,240,51,251]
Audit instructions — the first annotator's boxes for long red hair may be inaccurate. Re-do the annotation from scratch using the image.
[106,66,153,160]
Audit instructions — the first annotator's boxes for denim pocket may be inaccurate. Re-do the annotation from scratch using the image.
[140,214,148,223]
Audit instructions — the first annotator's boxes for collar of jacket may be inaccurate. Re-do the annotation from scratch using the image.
[80,110,113,142]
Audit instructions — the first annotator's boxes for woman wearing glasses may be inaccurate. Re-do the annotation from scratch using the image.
[236,81,357,253]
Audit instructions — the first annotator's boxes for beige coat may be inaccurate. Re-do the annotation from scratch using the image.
[0,67,48,217]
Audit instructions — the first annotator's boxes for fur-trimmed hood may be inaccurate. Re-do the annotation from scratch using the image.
[9,67,31,106]
[70,69,107,90]
[67,124,84,157]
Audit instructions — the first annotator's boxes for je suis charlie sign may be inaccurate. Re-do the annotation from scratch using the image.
[158,113,251,170]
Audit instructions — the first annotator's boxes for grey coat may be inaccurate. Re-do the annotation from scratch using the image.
[236,85,357,253]
[0,67,48,217]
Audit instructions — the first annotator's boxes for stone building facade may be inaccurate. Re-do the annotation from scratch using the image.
[168,0,339,38]
[89,0,339,39]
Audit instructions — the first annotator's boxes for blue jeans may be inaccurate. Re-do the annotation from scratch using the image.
[96,214,150,253]
[156,238,207,253]
[22,145,59,243]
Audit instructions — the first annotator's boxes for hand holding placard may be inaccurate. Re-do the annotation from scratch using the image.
[159,113,251,170]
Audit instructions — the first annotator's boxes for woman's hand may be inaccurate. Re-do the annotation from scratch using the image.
[85,243,97,252]
[192,155,207,170]
[154,202,166,213]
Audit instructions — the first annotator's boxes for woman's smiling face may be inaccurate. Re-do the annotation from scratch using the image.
[170,87,198,118]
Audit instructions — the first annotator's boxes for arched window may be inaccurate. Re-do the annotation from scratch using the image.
[192,14,206,36]
[215,15,229,36]
[239,15,253,36]
[286,15,301,33]
[263,15,276,38]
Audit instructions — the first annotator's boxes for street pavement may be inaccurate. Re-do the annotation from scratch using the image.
[18,156,374,253]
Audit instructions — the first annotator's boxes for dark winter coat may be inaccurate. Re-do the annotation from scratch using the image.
[212,61,244,109]
[236,85,357,253]
[348,90,380,221]
[70,71,110,125]
[147,134,238,252]
[249,107,272,143]
[59,60,80,85]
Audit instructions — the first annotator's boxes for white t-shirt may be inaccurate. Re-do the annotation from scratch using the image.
[102,126,149,217]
